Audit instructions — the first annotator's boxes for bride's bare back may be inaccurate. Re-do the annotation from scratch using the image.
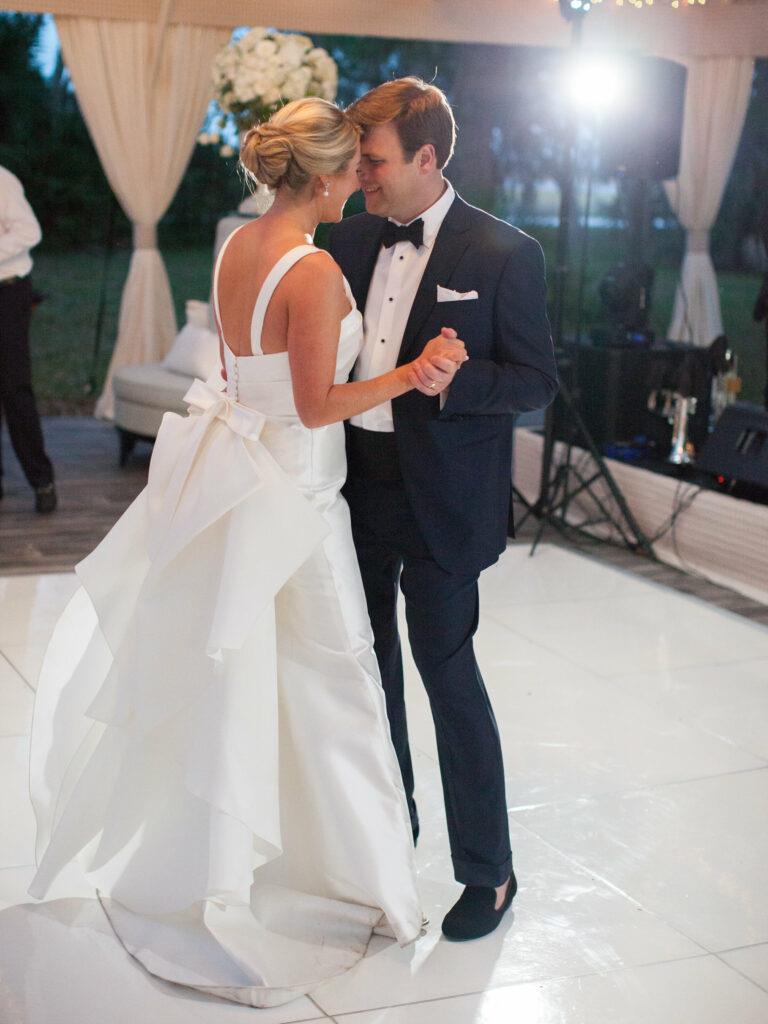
[215,219,348,357]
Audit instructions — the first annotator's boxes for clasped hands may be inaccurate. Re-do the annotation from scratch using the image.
[408,328,468,396]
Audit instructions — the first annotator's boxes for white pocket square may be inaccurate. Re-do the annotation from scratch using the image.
[436,285,478,302]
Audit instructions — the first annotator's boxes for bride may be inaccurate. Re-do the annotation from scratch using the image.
[27,98,467,1008]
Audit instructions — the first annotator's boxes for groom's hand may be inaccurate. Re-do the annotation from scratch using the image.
[410,328,467,395]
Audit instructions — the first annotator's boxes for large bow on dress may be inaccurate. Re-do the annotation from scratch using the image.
[29,379,330,908]
[83,377,329,664]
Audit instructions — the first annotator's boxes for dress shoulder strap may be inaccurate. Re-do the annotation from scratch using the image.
[211,224,248,345]
[250,244,324,355]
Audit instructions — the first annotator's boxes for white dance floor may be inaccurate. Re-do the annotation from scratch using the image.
[1,542,767,1023]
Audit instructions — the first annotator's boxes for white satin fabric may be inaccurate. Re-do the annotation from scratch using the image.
[28,243,423,1007]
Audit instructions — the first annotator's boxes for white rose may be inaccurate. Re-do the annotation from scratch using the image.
[283,66,312,101]
[235,69,262,99]
[255,39,278,58]
[234,82,253,104]
[279,40,305,70]
[282,79,302,102]
[240,27,266,48]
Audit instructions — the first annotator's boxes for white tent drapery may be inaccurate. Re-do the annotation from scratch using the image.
[663,56,755,347]
[3,0,765,390]
[56,15,228,418]
[8,1,768,57]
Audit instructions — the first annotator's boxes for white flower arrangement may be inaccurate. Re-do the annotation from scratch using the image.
[205,26,338,148]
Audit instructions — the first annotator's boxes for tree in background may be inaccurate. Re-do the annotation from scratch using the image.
[0,13,123,250]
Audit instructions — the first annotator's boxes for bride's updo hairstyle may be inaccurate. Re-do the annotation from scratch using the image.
[240,97,359,193]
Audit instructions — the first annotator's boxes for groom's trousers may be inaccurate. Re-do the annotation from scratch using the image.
[344,426,512,889]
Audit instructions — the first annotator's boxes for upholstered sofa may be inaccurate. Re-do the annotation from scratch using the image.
[112,299,220,465]
[112,213,250,465]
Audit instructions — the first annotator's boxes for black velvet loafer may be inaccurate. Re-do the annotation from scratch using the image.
[442,871,517,941]
[35,483,57,514]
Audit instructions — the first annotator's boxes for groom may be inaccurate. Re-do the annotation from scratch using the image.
[329,78,557,941]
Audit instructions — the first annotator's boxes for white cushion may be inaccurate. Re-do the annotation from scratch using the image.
[162,301,221,379]
[113,363,194,438]
[113,363,193,410]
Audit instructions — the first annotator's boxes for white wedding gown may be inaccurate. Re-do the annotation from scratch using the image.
[27,237,423,1007]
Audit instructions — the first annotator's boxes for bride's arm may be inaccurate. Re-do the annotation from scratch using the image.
[287,255,466,429]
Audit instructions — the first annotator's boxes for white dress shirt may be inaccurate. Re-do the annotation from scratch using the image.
[0,165,42,281]
[351,181,456,431]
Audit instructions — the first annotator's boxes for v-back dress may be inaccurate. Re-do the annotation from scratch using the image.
[27,231,423,1008]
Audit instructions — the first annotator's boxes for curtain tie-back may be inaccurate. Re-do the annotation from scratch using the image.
[133,223,158,249]
[686,229,710,253]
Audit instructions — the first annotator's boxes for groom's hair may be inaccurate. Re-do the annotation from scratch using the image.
[346,77,456,170]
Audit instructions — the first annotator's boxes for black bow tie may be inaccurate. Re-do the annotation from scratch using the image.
[381,218,424,249]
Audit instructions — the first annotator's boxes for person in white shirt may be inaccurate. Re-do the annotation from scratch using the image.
[0,164,56,513]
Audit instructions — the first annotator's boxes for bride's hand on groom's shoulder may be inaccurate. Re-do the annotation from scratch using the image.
[409,328,468,395]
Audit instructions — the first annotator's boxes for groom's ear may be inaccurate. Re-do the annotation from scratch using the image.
[416,143,437,174]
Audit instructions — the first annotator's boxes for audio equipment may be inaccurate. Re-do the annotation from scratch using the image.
[697,403,768,489]
[554,343,711,453]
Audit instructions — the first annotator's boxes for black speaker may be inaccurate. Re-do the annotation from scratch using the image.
[698,403,768,488]
[599,56,687,181]
[554,343,711,451]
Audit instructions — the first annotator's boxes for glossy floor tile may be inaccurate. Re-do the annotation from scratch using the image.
[0,642,47,689]
[514,768,768,953]
[486,583,768,677]
[609,658,768,762]
[0,652,33,737]
[2,544,767,1024]
[719,943,768,993]
[404,620,764,807]
[333,955,768,1023]
[479,542,658,609]
[0,572,78,646]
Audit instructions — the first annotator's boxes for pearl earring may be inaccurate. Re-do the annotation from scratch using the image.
[322,181,330,197]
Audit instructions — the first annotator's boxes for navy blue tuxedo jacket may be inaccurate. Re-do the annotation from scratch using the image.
[329,193,558,575]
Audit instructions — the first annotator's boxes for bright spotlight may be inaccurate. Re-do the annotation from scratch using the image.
[559,0,592,19]
[564,57,627,115]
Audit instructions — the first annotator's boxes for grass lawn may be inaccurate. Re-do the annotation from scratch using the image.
[29,246,214,413]
[28,234,765,414]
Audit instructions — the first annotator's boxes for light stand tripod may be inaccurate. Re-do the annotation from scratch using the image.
[515,1,654,558]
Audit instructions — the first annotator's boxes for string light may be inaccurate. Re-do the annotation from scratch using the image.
[554,0,709,7]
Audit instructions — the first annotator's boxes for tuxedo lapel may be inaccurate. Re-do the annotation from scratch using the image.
[346,216,385,313]
[397,196,473,366]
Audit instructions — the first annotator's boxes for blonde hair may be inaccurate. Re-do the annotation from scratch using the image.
[240,97,360,192]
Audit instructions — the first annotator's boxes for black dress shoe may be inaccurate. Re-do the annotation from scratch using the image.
[442,871,517,941]
[35,483,57,514]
